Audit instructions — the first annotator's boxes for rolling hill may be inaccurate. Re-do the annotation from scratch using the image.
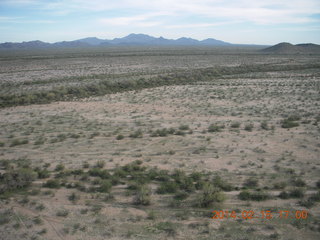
[262,42,320,54]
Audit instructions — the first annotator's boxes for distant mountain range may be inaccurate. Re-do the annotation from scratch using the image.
[0,33,233,49]
[262,42,320,54]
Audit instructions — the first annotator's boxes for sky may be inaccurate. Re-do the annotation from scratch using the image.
[0,0,319,45]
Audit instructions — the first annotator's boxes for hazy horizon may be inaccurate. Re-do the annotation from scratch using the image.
[1,0,320,45]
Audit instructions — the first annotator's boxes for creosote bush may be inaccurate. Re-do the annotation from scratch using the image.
[134,185,151,205]
[198,183,225,207]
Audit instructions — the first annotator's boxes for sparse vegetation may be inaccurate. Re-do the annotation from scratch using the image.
[0,47,319,239]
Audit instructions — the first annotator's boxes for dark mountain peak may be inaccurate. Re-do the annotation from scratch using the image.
[262,42,320,54]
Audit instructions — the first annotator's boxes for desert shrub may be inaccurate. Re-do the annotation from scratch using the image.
[174,130,186,136]
[9,138,28,147]
[0,160,10,169]
[299,198,316,208]
[249,191,269,201]
[239,190,269,201]
[68,192,80,202]
[174,191,189,200]
[0,210,12,225]
[127,181,140,190]
[88,168,111,179]
[89,132,100,139]
[281,118,299,128]
[287,115,301,121]
[273,182,287,190]
[213,176,234,191]
[278,191,290,199]
[244,123,254,131]
[56,209,69,217]
[190,171,203,181]
[147,210,156,220]
[155,221,178,236]
[33,216,43,225]
[129,129,143,138]
[116,134,124,140]
[178,177,195,192]
[34,137,45,145]
[243,177,259,188]
[34,167,50,179]
[134,185,151,205]
[309,191,320,202]
[239,190,251,200]
[71,169,83,175]
[0,142,4,147]
[293,178,306,187]
[97,180,112,193]
[82,161,90,168]
[95,160,105,168]
[150,128,169,137]
[0,168,37,193]
[43,179,60,188]
[230,122,241,128]
[157,181,178,194]
[155,170,170,181]
[198,183,225,207]
[208,124,223,132]
[289,188,305,198]
[260,121,269,130]
[179,125,189,131]
[55,163,65,171]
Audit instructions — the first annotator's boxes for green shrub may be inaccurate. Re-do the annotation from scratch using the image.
[95,160,105,168]
[116,134,124,140]
[68,192,80,202]
[155,221,177,236]
[157,181,178,194]
[43,179,60,188]
[230,122,241,128]
[208,124,223,132]
[88,168,111,179]
[82,161,90,168]
[55,164,65,171]
[239,190,269,201]
[150,128,171,137]
[9,138,28,147]
[239,190,251,200]
[129,129,143,138]
[260,121,269,130]
[273,182,287,190]
[0,168,37,193]
[281,118,299,128]
[134,185,151,205]
[243,177,259,188]
[244,123,254,131]
[289,188,305,198]
[293,178,306,187]
[56,209,69,217]
[34,168,50,179]
[198,183,225,207]
[174,191,189,200]
[213,176,234,191]
[278,191,290,199]
[179,125,189,131]
[97,180,112,193]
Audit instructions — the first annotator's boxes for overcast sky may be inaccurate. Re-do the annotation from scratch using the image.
[1,0,319,44]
